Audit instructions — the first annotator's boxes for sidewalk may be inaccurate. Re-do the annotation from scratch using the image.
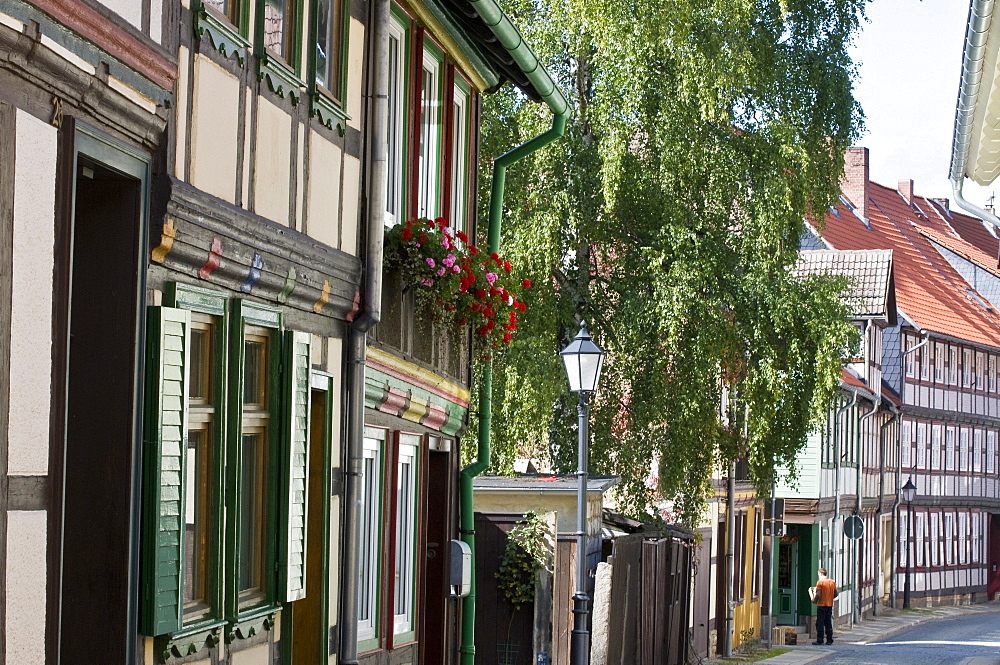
[714,602,1000,665]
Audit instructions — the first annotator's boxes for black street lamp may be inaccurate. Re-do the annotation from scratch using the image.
[901,477,917,610]
[561,320,605,665]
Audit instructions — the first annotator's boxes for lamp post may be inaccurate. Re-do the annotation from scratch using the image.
[901,477,917,610]
[561,320,605,665]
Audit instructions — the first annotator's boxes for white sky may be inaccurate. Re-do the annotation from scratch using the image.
[849,0,996,207]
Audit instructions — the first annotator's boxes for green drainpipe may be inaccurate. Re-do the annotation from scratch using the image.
[458,1,569,663]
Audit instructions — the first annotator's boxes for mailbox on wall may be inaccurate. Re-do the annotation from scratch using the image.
[450,539,472,597]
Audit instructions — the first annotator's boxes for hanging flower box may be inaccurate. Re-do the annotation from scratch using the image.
[385,217,530,354]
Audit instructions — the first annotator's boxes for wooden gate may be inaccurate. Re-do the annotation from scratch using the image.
[605,533,692,665]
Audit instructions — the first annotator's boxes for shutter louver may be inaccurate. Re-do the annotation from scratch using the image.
[142,306,191,636]
[282,330,311,602]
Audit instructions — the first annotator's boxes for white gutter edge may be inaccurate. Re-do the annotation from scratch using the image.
[951,0,1000,228]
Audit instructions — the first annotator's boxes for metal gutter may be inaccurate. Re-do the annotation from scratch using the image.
[458,1,568,662]
[951,0,1000,228]
[410,0,500,92]
[339,0,389,659]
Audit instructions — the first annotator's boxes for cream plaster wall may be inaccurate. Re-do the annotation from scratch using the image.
[346,18,364,130]
[190,55,240,203]
[96,0,142,31]
[340,155,360,256]
[150,0,163,44]
[174,46,190,178]
[254,97,292,225]
[6,510,47,664]
[231,644,269,665]
[473,490,605,537]
[306,131,342,247]
[8,110,55,476]
[295,124,305,230]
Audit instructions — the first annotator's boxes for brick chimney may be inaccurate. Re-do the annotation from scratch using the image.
[898,179,914,204]
[842,147,870,220]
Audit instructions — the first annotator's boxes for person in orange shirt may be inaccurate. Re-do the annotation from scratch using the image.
[812,568,838,645]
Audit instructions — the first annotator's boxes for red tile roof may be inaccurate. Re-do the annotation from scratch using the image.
[815,181,1000,349]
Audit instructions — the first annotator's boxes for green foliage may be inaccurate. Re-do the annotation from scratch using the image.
[495,512,550,611]
[476,0,865,524]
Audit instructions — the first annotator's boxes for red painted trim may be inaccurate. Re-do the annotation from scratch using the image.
[32,0,176,89]
[366,355,469,407]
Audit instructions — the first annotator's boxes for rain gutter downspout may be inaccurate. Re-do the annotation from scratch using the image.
[876,405,899,616]
[951,0,1000,228]
[854,399,878,625]
[891,331,929,609]
[340,0,389,659]
[458,3,569,664]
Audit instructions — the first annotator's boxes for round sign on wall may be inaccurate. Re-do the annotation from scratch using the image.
[844,514,864,540]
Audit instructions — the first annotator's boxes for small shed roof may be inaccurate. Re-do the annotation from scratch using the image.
[795,249,896,323]
[473,474,620,493]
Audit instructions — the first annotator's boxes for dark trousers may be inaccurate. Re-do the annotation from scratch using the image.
[816,605,833,643]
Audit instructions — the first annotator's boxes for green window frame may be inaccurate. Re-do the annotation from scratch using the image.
[309,0,351,131]
[256,0,306,102]
[384,10,412,228]
[142,283,312,650]
[194,0,252,66]
[449,75,472,236]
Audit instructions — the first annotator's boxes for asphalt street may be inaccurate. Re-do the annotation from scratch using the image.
[809,611,1000,664]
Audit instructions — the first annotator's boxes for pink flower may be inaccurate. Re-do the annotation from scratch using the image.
[421,278,434,286]
[437,267,446,277]
[443,254,456,267]
[452,265,460,273]
[426,257,436,268]
[486,272,498,285]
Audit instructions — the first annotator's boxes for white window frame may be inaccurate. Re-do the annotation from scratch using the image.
[934,342,945,383]
[960,428,969,472]
[977,352,987,391]
[449,79,471,235]
[393,433,420,638]
[944,513,954,566]
[901,420,911,468]
[945,427,955,471]
[905,336,915,377]
[964,348,973,388]
[417,45,443,219]
[989,431,998,474]
[384,17,408,228]
[931,424,941,469]
[358,428,385,644]
[949,345,958,385]
[916,512,926,567]
[990,355,997,393]
[930,511,940,567]
[959,512,969,565]
[916,422,926,469]
[974,429,983,473]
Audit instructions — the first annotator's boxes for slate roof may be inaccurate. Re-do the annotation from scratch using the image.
[473,474,620,492]
[796,249,894,321]
[814,180,1000,349]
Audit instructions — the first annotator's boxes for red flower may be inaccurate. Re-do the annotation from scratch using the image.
[457,318,467,326]
[487,320,495,330]
[419,232,428,243]
[477,325,489,336]
[469,245,479,256]
[509,311,517,324]
[503,333,512,343]
[436,217,447,230]
[476,289,487,299]
[406,219,415,228]
[490,252,499,262]
[426,220,435,228]
[401,228,412,241]
[503,261,512,273]
[456,231,469,242]
[516,302,526,312]
[522,279,532,288]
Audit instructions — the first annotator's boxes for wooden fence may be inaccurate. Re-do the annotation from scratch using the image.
[605,534,693,665]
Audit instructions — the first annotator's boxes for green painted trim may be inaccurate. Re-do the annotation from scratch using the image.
[193,0,252,65]
[259,54,306,103]
[311,91,349,135]
[156,621,225,661]
[416,0,500,90]
[166,282,228,317]
[225,606,279,642]
[363,366,469,429]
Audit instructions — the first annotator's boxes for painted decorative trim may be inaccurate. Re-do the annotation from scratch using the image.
[157,622,225,661]
[367,346,471,405]
[167,282,228,316]
[277,266,297,303]
[313,279,331,313]
[364,361,469,436]
[258,54,304,103]
[310,92,348,136]
[151,218,177,264]
[193,1,251,65]
[240,253,263,293]
[224,608,277,643]
[198,237,223,280]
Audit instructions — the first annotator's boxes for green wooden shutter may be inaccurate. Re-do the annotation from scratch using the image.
[142,306,191,636]
[281,330,312,602]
